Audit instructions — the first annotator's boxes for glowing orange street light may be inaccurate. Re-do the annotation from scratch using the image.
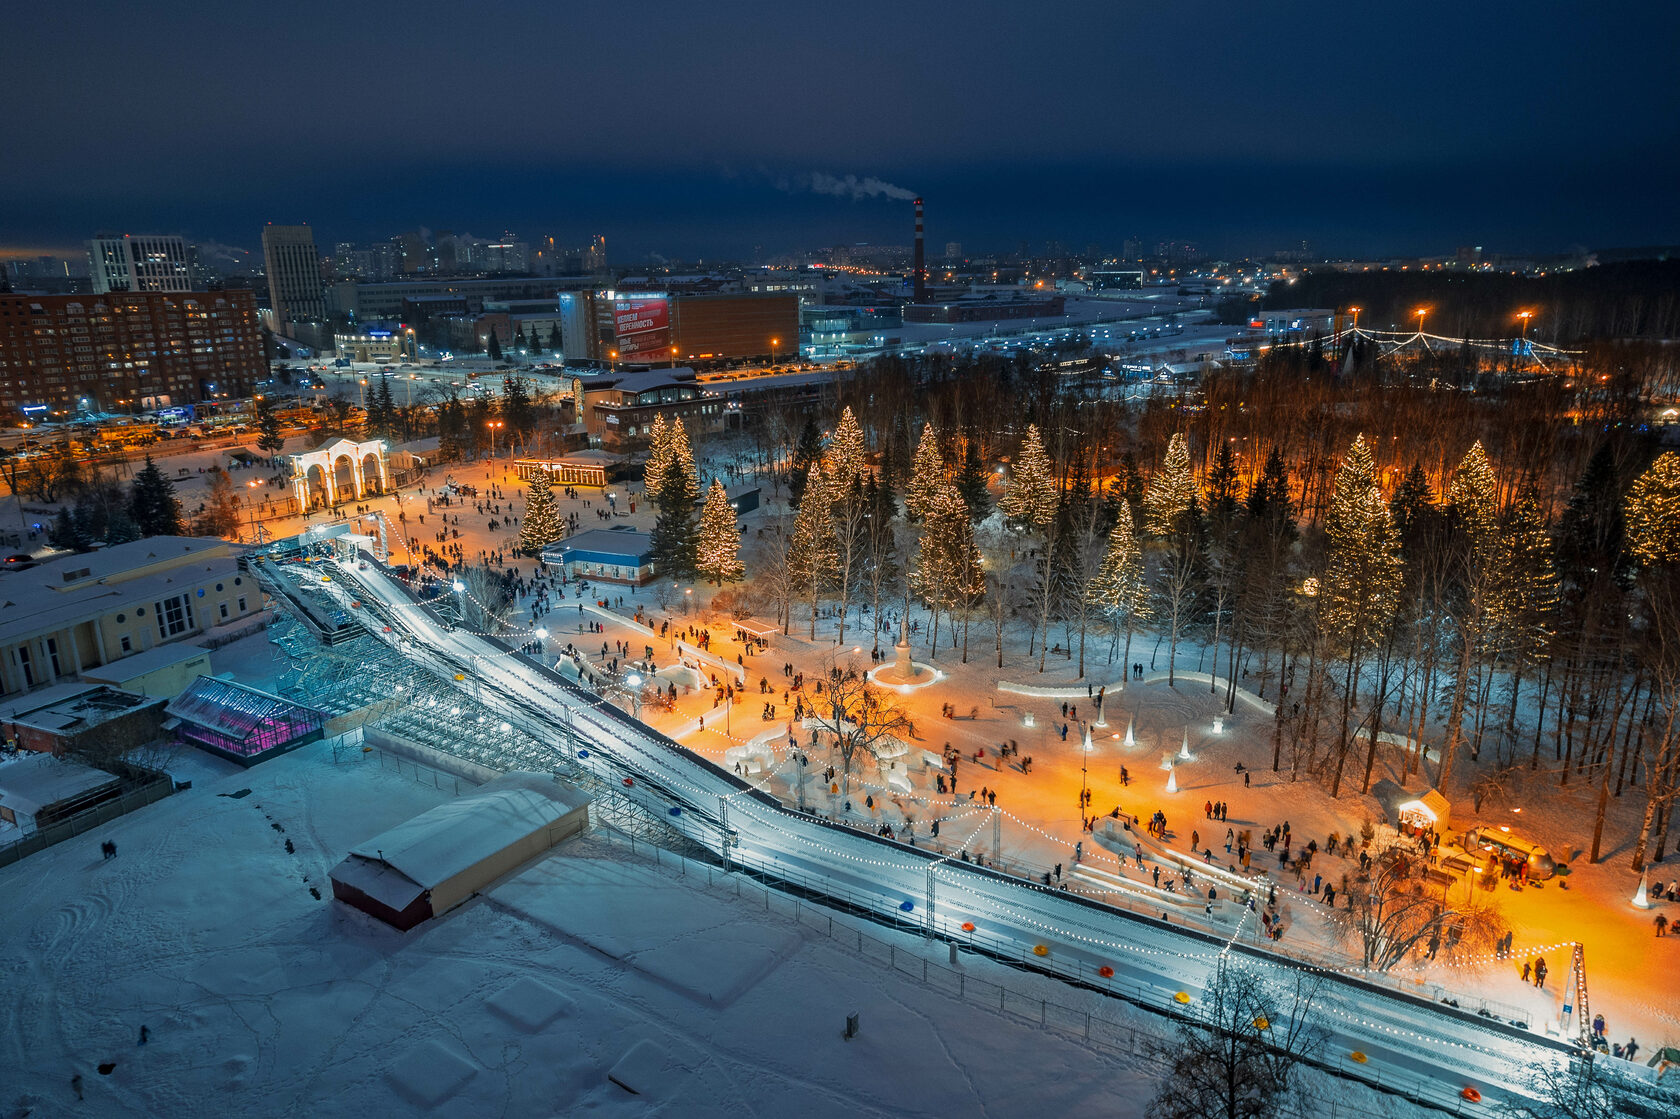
[1414,307,1429,336]
[1346,305,1361,332]
[1517,310,1534,348]
[487,419,504,457]
[770,336,780,366]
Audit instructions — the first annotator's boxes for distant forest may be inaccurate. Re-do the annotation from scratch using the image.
[1256,259,1680,342]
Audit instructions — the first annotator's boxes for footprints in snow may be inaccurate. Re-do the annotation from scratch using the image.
[255,803,318,902]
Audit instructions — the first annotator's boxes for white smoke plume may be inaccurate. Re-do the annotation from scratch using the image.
[809,172,917,201]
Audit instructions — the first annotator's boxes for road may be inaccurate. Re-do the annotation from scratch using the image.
[311,550,1603,1114]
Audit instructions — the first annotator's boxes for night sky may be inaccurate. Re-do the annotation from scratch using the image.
[4,1,1677,261]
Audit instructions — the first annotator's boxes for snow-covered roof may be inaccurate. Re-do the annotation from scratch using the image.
[0,753,120,818]
[349,772,590,889]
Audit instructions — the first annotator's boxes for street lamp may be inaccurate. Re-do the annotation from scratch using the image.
[358,378,368,411]
[1517,310,1534,352]
[625,672,643,720]
[1414,307,1429,337]
[609,349,618,372]
[487,420,503,457]
[770,337,779,367]
[1347,305,1361,333]
[670,345,679,369]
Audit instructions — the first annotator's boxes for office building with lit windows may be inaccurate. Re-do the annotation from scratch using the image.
[86,235,193,294]
[260,223,326,326]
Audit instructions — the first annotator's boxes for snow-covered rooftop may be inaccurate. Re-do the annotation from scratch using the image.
[349,771,590,889]
[0,752,119,818]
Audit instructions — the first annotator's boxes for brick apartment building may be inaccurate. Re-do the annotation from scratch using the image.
[0,290,266,416]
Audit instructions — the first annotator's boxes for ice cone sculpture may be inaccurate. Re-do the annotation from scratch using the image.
[1082,724,1093,751]
[1165,767,1178,794]
[1178,729,1193,761]
[1633,872,1652,909]
[1123,718,1136,748]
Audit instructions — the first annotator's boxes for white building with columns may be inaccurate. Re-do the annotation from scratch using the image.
[289,437,391,512]
[0,537,260,698]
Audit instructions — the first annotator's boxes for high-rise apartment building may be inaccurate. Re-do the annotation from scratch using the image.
[0,291,265,414]
[87,235,192,294]
[260,223,325,325]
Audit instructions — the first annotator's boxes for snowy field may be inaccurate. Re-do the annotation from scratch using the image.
[0,739,1431,1118]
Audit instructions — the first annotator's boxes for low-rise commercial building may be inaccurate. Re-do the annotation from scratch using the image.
[540,528,655,584]
[580,369,736,451]
[0,682,168,756]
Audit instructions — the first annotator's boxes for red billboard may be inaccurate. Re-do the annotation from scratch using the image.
[613,295,671,357]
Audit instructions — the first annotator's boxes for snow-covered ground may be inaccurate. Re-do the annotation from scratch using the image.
[0,738,1426,1118]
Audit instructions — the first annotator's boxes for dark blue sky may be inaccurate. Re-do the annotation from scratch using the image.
[4,1,1677,260]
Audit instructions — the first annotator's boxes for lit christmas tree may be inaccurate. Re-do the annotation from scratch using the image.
[642,413,673,502]
[787,464,837,637]
[1143,432,1197,537]
[695,479,744,584]
[1448,440,1500,548]
[998,423,1057,530]
[665,416,699,506]
[904,423,945,521]
[1087,499,1151,671]
[826,405,867,491]
[518,469,565,555]
[912,482,986,657]
[1625,452,1680,566]
[1438,440,1504,794]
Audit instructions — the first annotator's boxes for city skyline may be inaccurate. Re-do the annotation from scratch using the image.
[3,3,1677,261]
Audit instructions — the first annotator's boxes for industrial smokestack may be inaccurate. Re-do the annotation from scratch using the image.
[913,197,926,304]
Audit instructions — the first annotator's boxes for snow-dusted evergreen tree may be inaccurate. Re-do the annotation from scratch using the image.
[904,423,945,521]
[1437,440,1502,793]
[786,465,836,638]
[826,405,867,492]
[518,469,565,555]
[1321,434,1403,797]
[1143,432,1197,537]
[956,438,992,523]
[642,413,673,502]
[695,479,744,584]
[913,481,986,660]
[998,423,1057,530]
[1088,499,1151,673]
